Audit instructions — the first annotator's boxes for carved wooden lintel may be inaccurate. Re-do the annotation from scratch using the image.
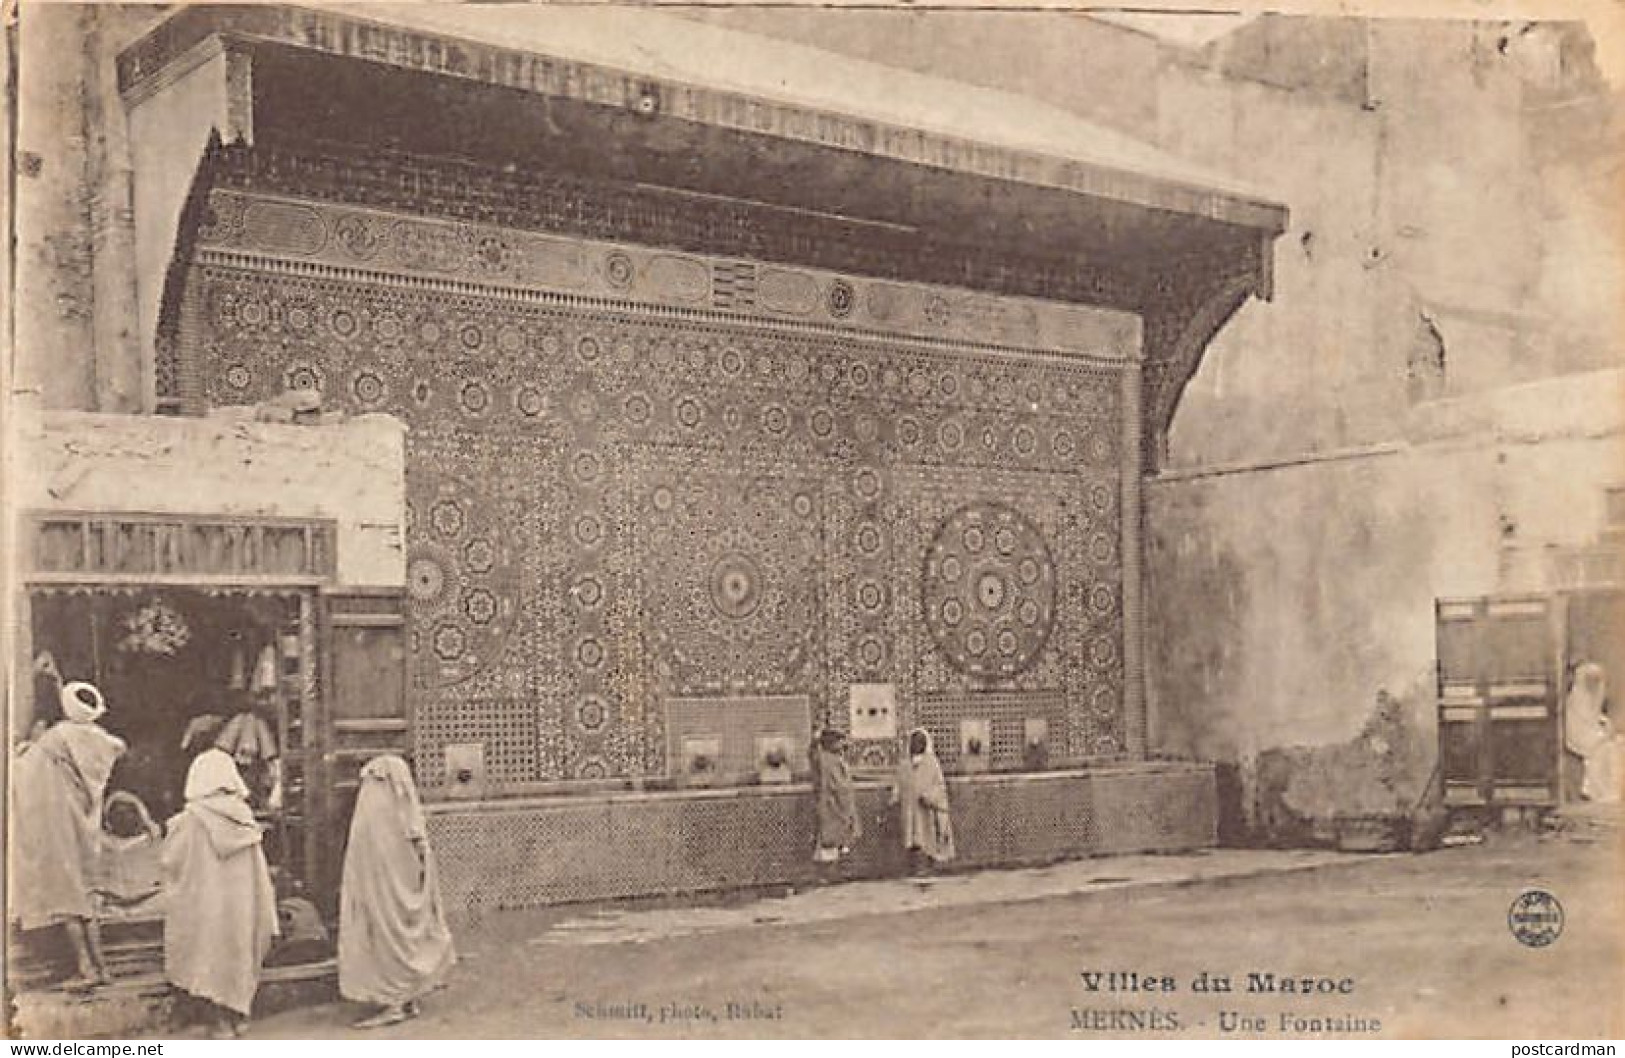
[28,511,336,584]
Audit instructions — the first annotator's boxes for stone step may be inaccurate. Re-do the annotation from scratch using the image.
[11,976,175,1041]
[9,910,335,1039]
[11,959,164,1002]
[12,956,167,993]
[8,960,338,1040]
[1554,802,1623,828]
[9,918,165,990]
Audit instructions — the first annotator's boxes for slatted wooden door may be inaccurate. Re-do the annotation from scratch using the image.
[314,588,411,913]
[1436,595,1560,808]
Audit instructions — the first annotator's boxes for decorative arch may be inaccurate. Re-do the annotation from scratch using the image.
[153,130,225,415]
[1140,267,1266,472]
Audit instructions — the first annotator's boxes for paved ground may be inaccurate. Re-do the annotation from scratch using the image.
[248,812,1621,1039]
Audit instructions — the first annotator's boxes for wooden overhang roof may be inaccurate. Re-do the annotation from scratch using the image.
[120,4,1289,468]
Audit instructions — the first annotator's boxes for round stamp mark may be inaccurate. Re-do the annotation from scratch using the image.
[1508,889,1564,948]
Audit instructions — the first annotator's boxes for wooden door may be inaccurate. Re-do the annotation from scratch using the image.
[313,588,411,913]
[1436,595,1560,808]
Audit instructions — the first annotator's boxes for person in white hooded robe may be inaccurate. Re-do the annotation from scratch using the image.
[338,755,456,1028]
[1565,661,1622,804]
[162,746,278,1037]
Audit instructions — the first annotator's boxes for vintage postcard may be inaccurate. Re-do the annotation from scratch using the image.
[3,0,1622,1041]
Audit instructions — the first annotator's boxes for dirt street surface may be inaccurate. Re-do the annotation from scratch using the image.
[249,820,1621,1039]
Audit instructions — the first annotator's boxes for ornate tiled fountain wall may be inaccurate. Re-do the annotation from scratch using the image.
[170,150,1215,905]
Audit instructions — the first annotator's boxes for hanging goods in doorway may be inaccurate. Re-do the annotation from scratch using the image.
[118,598,191,656]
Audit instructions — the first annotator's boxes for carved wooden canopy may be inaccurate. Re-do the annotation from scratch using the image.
[120,4,1288,470]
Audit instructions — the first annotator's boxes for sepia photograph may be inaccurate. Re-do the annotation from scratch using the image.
[2,0,1622,1041]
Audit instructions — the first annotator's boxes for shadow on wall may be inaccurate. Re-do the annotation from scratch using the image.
[1253,685,1440,850]
[1147,525,1251,760]
[1146,518,1256,843]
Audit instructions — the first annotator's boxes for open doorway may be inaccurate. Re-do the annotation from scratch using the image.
[27,587,316,907]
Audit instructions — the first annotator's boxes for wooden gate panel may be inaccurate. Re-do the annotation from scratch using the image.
[1436,595,1558,808]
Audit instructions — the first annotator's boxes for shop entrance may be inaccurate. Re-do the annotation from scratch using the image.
[10,511,409,1022]
[26,587,319,912]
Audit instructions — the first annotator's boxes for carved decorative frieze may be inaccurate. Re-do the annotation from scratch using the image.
[193,188,1139,360]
